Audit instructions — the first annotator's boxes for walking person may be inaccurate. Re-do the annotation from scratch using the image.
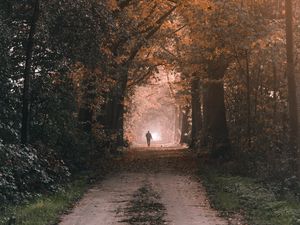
[145,131,152,147]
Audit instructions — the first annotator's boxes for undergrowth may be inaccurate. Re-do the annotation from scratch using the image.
[0,174,90,225]
[199,163,300,225]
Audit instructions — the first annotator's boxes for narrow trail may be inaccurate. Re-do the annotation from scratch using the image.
[59,148,234,225]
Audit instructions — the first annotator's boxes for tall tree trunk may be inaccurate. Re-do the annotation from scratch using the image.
[21,0,39,145]
[272,57,278,122]
[245,50,251,149]
[285,0,300,176]
[118,72,130,146]
[103,69,128,147]
[178,106,183,143]
[205,81,230,158]
[191,77,202,148]
[202,85,209,147]
[174,106,181,144]
[205,58,231,159]
[115,93,125,146]
[180,105,190,144]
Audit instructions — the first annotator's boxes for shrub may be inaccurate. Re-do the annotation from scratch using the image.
[0,140,70,204]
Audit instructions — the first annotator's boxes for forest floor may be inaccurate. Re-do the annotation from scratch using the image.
[58,147,243,225]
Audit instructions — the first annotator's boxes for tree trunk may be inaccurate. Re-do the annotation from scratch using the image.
[205,80,230,159]
[191,77,202,148]
[202,85,209,147]
[174,106,181,144]
[245,50,251,149]
[205,58,231,159]
[180,105,190,144]
[177,106,183,143]
[106,68,129,147]
[285,0,300,176]
[21,0,40,145]
[272,57,278,122]
[115,93,125,146]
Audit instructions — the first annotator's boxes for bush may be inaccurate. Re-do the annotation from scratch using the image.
[199,163,300,225]
[0,140,70,204]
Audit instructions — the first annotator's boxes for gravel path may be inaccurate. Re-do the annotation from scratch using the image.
[59,148,229,225]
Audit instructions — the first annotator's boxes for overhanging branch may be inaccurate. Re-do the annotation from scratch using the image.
[125,5,177,64]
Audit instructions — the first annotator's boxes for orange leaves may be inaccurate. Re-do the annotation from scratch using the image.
[105,0,119,11]
[100,46,113,58]
[180,0,211,10]
[68,62,116,109]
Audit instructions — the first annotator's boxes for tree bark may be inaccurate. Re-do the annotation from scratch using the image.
[285,0,300,176]
[272,57,278,122]
[180,105,190,144]
[245,50,251,149]
[204,58,231,159]
[174,106,181,144]
[104,68,129,147]
[205,81,230,159]
[21,0,40,145]
[191,77,202,148]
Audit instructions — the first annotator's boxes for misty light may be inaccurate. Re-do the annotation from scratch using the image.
[125,67,181,146]
[151,132,161,141]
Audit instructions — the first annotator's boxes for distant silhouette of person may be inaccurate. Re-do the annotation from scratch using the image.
[146,131,152,147]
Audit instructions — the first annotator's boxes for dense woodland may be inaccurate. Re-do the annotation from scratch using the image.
[1,0,300,208]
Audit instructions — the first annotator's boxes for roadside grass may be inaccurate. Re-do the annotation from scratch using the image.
[0,174,90,225]
[199,164,300,225]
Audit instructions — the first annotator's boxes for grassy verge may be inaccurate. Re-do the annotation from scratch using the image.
[0,174,90,225]
[199,164,300,225]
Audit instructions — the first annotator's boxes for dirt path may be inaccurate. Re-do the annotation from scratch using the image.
[59,148,230,225]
